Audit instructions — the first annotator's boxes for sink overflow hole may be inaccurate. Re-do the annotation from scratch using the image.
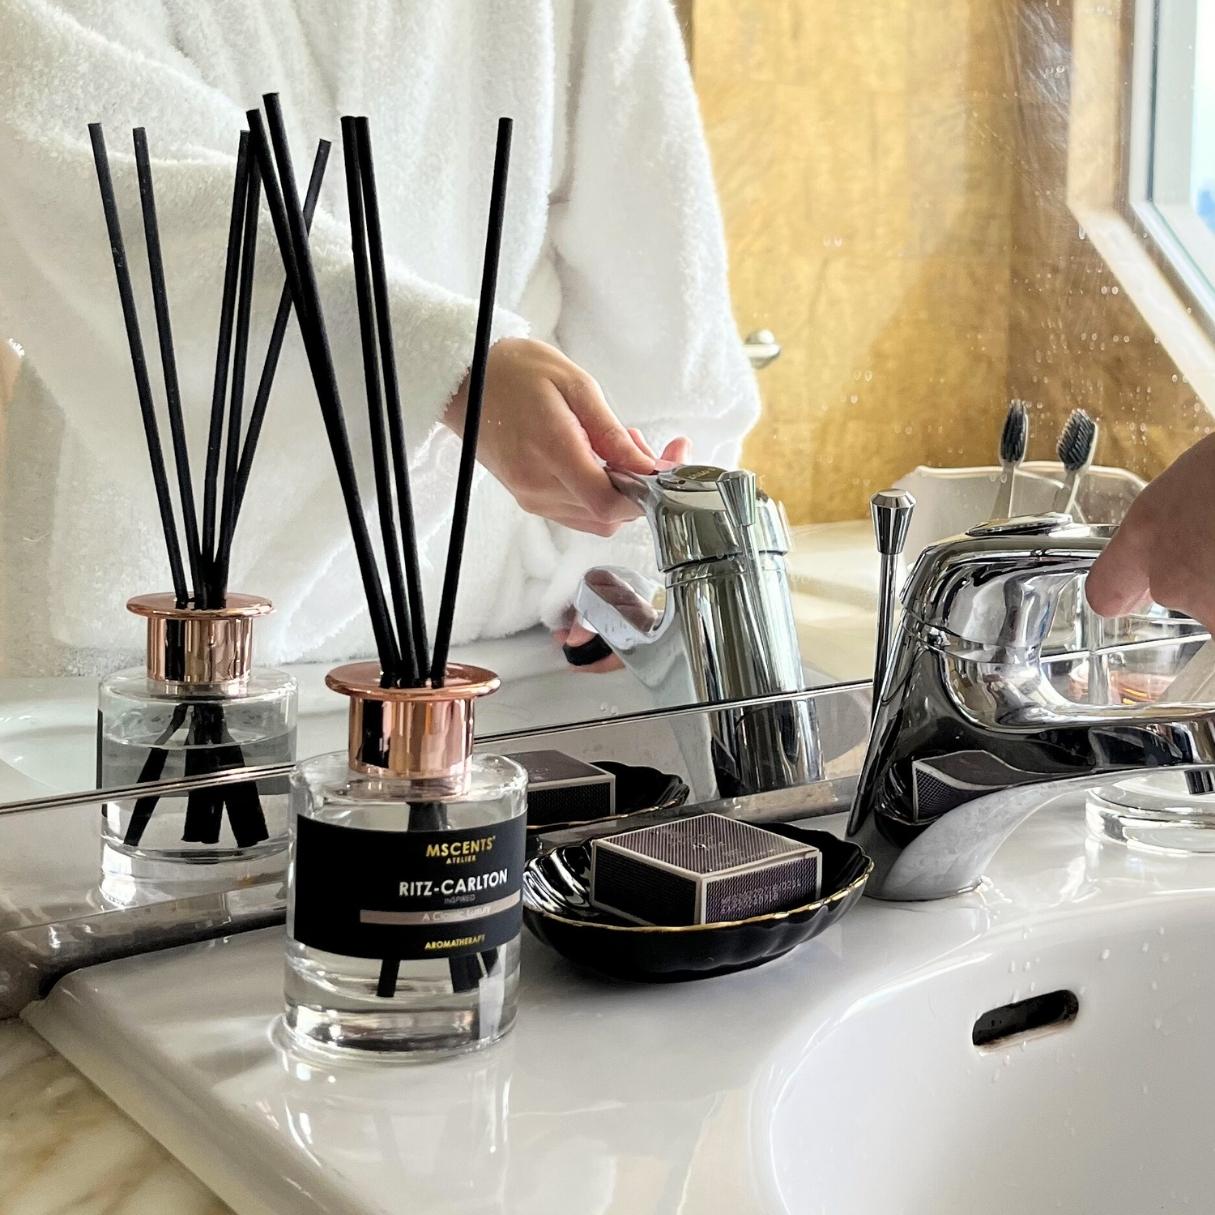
[972,989,1079,1048]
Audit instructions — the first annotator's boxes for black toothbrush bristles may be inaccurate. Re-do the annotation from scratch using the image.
[430,116,513,689]
[1000,400,1029,466]
[87,124,188,606]
[1057,408,1097,472]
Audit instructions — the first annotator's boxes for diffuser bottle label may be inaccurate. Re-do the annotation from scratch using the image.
[291,815,527,960]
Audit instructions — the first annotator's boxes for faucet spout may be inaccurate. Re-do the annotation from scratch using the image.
[573,463,819,796]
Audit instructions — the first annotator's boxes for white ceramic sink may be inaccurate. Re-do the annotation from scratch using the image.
[771,885,1215,1214]
[24,795,1215,1214]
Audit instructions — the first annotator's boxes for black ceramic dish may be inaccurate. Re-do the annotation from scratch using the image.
[525,760,690,836]
[523,824,872,982]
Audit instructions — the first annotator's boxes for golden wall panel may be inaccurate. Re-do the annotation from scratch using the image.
[693,0,1208,523]
[694,0,1018,523]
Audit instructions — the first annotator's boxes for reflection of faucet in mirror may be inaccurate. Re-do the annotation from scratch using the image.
[576,463,819,796]
[848,516,1215,901]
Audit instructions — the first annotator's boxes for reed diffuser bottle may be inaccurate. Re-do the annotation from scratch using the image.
[249,97,522,1056]
[98,594,296,881]
[286,664,525,1055]
[87,120,327,883]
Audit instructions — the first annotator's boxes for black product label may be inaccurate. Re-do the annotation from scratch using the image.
[292,814,526,961]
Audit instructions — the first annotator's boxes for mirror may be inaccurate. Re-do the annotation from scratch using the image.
[1,0,1211,808]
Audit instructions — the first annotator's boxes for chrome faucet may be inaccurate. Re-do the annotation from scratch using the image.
[575,464,818,796]
[847,515,1215,900]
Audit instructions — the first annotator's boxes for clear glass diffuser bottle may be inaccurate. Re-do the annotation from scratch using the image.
[284,662,527,1060]
[97,593,297,886]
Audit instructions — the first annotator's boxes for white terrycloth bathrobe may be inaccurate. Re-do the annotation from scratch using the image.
[0,0,758,675]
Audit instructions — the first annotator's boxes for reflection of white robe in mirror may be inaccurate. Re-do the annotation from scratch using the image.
[0,0,758,675]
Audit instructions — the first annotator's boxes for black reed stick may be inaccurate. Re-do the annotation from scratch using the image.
[214,154,261,602]
[121,703,189,846]
[132,127,205,601]
[355,116,429,683]
[430,117,513,688]
[230,140,330,523]
[248,100,402,673]
[88,124,188,605]
[341,116,417,687]
[404,799,485,995]
[93,123,283,851]
[251,99,511,1003]
[388,116,513,998]
[202,131,251,602]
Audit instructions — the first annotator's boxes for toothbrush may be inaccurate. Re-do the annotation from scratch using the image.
[991,400,1029,519]
[1052,409,1098,516]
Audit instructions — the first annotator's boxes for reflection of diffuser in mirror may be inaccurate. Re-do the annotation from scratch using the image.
[87,123,324,874]
[252,95,527,1056]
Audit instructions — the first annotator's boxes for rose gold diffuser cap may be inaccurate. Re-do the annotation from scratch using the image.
[326,661,500,785]
[128,593,273,691]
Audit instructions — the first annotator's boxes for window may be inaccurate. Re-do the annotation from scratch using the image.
[1129,0,1215,329]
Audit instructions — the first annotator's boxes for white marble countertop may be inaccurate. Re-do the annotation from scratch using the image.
[0,1019,229,1214]
[20,796,1215,1215]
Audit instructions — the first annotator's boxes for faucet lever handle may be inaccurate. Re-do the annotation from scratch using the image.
[870,489,916,721]
[720,469,759,534]
[870,489,916,557]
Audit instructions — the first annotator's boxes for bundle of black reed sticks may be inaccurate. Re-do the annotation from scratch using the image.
[88,121,330,849]
[246,94,511,997]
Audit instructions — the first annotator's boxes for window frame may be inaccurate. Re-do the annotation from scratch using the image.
[1125,0,1215,340]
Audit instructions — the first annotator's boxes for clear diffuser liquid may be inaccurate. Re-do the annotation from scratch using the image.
[97,667,296,881]
[284,752,527,1060]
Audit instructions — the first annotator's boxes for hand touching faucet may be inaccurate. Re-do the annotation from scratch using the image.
[1087,433,1215,631]
[445,337,691,537]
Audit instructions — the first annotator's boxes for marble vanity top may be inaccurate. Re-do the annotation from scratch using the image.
[0,1019,230,1214]
[17,797,1215,1215]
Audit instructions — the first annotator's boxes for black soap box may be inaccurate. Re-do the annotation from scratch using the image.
[509,749,616,827]
[589,812,821,926]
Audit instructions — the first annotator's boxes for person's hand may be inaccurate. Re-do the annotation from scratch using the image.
[1087,434,1215,630]
[445,338,690,537]
[552,618,625,673]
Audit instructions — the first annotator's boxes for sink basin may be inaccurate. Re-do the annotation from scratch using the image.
[769,878,1215,1214]
[23,795,1215,1214]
